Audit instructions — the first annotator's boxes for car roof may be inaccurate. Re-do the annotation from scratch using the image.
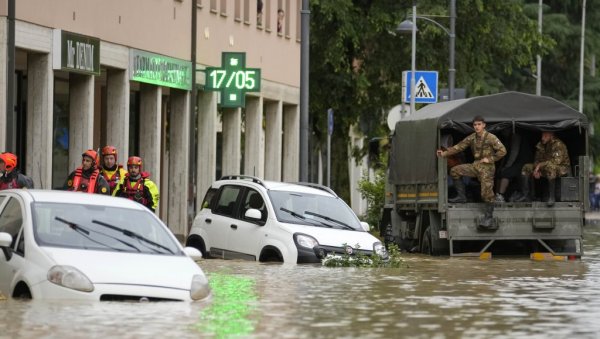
[3,189,146,209]
[214,178,336,197]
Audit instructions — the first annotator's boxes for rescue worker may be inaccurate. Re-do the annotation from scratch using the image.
[100,145,128,195]
[0,152,34,190]
[436,116,507,230]
[517,131,570,206]
[114,156,160,212]
[64,149,110,195]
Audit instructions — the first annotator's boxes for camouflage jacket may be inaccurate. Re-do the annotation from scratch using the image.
[534,138,570,168]
[446,131,507,162]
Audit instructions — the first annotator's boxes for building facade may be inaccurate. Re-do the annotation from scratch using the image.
[0,0,301,239]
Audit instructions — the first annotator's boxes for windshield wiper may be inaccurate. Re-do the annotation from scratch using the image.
[279,207,333,228]
[92,219,174,254]
[55,217,140,252]
[303,211,355,230]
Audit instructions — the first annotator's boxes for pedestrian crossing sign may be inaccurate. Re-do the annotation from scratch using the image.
[402,71,438,104]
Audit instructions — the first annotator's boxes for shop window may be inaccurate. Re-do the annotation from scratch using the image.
[129,91,140,157]
[52,78,70,189]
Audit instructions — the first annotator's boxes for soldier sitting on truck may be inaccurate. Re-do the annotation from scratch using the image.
[436,116,506,229]
[516,131,570,206]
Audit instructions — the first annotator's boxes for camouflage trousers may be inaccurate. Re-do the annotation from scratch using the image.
[450,162,496,203]
[521,163,569,180]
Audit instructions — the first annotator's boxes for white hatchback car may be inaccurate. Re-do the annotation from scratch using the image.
[0,189,210,302]
[186,176,387,263]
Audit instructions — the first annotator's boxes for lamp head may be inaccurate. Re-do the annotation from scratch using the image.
[396,19,418,34]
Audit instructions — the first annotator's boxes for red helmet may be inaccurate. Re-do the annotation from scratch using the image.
[102,145,118,162]
[82,149,99,166]
[0,152,17,172]
[127,156,143,170]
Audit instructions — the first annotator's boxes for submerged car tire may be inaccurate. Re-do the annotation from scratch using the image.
[12,282,32,299]
[186,235,211,259]
[259,246,283,263]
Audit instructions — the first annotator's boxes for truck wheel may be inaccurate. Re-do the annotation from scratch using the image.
[420,226,432,255]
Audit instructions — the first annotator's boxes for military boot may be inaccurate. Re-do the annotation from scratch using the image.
[449,178,467,203]
[547,178,556,207]
[514,175,531,202]
[478,203,497,230]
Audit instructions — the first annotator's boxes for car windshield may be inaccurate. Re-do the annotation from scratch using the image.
[268,191,363,231]
[32,202,182,255]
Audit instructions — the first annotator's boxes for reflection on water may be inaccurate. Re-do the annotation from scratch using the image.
[2,226,600,338]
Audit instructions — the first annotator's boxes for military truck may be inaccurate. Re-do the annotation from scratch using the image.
[380,92,589,257]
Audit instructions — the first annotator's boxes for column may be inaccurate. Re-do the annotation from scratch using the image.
[168,89,190,239]
[106,69,130,159]
[282,104,299,181]
[68,73,94,171]
[264,101,282,181]
[244,96,264,178]
[26,53,53,189]
[222,107,242,177]
[197,91,217,213]
[139,83,162,190]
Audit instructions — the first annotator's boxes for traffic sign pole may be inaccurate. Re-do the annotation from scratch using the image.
[327,108,333,187]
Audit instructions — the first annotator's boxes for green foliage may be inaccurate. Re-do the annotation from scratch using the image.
[321,243,404,268]
[357,159,386,228]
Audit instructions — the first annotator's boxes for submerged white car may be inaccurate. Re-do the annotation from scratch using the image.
[186,176,387,264]
[0,189,210,302]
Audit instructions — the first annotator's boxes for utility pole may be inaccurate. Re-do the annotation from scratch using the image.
[6,0,15,150]
[299,0,310,181]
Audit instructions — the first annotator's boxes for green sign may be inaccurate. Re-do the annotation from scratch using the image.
[204,52,261,108]
[130,50,192,90]
[53,30,100,75]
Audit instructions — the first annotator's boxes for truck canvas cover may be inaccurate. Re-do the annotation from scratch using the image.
[390,92,588,185]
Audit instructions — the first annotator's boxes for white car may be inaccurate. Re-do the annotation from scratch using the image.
[186,175,387,264]
[0,189,210,302]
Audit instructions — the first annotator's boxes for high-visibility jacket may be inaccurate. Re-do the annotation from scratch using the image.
[115,172,160,211]
[101,165,128,195]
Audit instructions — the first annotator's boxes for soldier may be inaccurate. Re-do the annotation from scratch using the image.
[114,156,160,212]
[64,149,111,195]
[0,152,34,190]
[436,116,506,229]
[100,145,128,195]
[517,131,570,206]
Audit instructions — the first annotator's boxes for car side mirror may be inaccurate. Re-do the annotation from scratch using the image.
[183,246,203,261]
[0,232,11,247]
[245,208,262,221]
[360,222,370,232]
[0,232,13,261]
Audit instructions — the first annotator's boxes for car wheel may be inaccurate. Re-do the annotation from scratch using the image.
[186,235,211,259]
[259,246,283,263]
[12,282,32,299]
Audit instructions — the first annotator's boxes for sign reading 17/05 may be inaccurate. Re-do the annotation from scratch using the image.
[204,52,261,108]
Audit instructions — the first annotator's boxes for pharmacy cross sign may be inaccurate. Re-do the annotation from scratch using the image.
[204,52,261,108]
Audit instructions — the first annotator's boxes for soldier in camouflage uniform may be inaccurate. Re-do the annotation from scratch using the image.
[517,131,570,206]
[437,116,506,229]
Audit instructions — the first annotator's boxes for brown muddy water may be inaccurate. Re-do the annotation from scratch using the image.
[2,225,600,338]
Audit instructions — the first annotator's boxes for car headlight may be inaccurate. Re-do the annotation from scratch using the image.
[47,265,94,292]
[294,233,319,249]
[373,242,388,259]
[190,274,211,301]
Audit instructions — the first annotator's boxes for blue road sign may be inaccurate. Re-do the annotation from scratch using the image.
[327,108,334,135]
[403,71,438,104]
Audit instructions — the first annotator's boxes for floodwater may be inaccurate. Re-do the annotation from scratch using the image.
[2,226,600,338]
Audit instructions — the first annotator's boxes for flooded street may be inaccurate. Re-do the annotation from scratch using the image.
[2,226,600,338]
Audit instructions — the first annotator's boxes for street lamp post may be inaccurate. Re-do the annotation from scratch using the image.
[397,0,456,104]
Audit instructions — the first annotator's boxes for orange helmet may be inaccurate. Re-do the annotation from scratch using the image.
[0,152,17,172]
[102,145,118,161]
[82,149,99,166]
[127,156,143,170]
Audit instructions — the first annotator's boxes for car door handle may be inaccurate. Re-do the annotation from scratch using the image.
[205,218,212,224]
[230,224,238,230]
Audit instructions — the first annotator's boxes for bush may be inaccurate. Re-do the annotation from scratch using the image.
[357,164,386,230]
